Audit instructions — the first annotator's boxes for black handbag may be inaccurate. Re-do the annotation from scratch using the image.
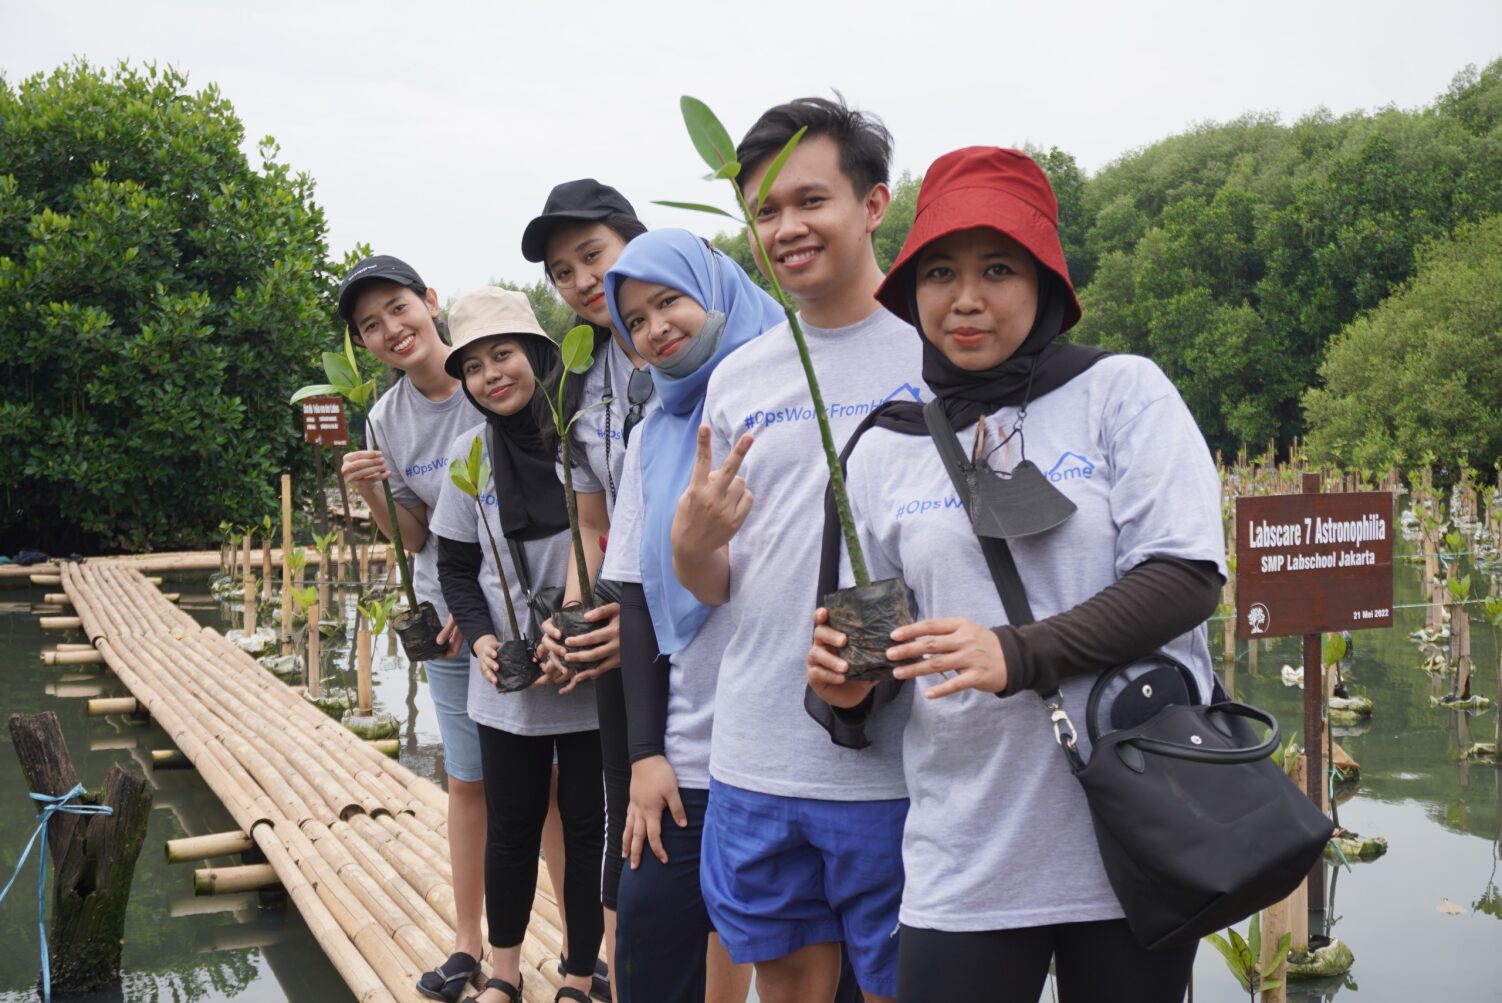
[924,402,1334,951]
[506,537,563,641]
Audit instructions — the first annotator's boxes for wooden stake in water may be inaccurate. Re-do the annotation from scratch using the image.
[280,474,294,658]
[243,574,257,636]
[307,598,321,699]
[1300,472,1327,913]
[260,535,272,602]
[242,533,252,595]
[356,610,372,716]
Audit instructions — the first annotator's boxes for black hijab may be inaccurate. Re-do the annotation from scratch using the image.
[915,270,1109,429]
[459,333,571,542]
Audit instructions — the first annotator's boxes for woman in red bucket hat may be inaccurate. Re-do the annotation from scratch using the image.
[804,147,1226,1000]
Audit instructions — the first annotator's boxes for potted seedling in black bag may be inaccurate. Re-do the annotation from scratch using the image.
[659,96,911,681]
[449,434,540,692]
[541,324,610,671]
[291,332,445,661]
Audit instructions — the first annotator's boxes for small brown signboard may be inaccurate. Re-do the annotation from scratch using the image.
[1235,491,1394,639]
[300,396,348,446]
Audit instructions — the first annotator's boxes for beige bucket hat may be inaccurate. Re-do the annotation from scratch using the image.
[443,287,551,378]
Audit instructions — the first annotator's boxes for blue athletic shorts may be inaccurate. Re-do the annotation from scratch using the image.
[425,656,482,782]
[700,778,907,996]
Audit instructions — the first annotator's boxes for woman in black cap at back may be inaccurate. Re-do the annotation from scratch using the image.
[520,180,651,1000]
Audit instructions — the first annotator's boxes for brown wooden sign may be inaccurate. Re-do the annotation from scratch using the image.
[1235,491,1394,639]
[300,396,348,446]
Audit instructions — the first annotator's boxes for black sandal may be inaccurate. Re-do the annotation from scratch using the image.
[462,975,522,1003]
[417,952,479,1003]
[555,957,610,1002]
[554,989,590,1003]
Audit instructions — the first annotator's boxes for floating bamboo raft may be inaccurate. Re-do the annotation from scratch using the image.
[59,563,575,1003]
[1,546,391,585]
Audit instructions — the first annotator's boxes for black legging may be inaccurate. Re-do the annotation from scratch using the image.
[477,724,604,978]
[597,665,630,911]
[897,919,1196,1002]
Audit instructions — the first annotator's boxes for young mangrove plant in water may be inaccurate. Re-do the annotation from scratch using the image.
[291,332,445,660]
[449,434,540,692]
[657,96,910,680]
[1204,912,1290,999]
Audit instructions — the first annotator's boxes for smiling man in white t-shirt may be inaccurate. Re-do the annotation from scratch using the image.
[672,96,924,1003]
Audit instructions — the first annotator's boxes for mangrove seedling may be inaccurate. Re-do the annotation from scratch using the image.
[657,96,911,681]
[291,332,445,660]
[538,323,611,669]
[1204,913,1290,999]
[450,434,539,692]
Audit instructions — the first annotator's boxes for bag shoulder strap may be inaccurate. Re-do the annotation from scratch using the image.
[506,537,536,602]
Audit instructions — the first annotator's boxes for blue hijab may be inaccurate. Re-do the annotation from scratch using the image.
[605,229,784,653]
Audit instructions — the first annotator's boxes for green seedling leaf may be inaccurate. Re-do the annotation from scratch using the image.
[1444,530,1464,551]
[653,199,739,220]
[1247,912,1261,967]
[756,125,808,212]
[561,324,596,374]
[343,330,361,378]
[449,436,490,500]
[1322,632,1347,667]
[708,161,741,181]
[1447,574,1472,600]
[1266,932,1292,978]
[1228,927,1251,970]
[680,96,737,173]
[286,549,307,574]
[290,383,339,404]
[346,377,378,410]
[321,350,357,389]
[290,585,317,612]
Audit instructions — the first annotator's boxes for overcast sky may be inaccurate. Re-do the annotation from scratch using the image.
[6,1,1500,302]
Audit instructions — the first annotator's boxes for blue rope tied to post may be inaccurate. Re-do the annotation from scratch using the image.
[0,783,114,1002]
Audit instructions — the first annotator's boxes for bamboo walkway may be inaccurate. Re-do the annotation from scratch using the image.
[59,562,575,1003]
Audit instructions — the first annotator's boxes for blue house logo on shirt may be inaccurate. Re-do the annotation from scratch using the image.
[1046,451,1097,483]
[741,382,925,430]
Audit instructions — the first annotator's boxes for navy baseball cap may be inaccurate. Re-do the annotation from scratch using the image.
[521,179,639,264]
[337,255,427,334]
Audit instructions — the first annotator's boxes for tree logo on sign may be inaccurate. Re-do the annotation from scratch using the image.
[1247,603,1270,635]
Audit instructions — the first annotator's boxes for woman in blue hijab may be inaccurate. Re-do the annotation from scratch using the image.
[598,229,782,1002]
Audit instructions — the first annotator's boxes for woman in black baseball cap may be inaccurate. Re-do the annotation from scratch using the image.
[522,180,650,1000]
[335,255,491,1003]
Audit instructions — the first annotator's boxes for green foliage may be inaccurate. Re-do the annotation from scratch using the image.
[448,434,490,500]
[1447,574,1473,601]
[0,61,343,553]
[357,592,398,635]
[1304,213,1502,472]
[289,584,317,613]
[1322,632,1348,667]
[285,548,307,575]
[1204,913,1290,997]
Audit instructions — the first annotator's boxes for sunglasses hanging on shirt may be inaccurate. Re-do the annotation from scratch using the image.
[923,397,1077,540]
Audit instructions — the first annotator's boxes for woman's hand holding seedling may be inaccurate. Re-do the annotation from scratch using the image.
[340,448,391,489]
[436,614,464,659]
[671,427,754,604]
[889,618,1009,698]
[806,607,876,708]
[471,633,502,686]
[557,602,622,692]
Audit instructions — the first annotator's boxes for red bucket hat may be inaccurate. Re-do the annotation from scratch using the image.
[876,147,1082,333]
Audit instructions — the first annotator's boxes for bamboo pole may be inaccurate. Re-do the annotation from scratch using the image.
[308,598,322,699]
[30,573,63,586]
[357,613,373,716]
[167,831,255,863]
[87,697,140,716]
[44,593,72,605]
[261,536,273,601]
[151,749,194,770]
[194,863,281,895]
[39,616,83,631]
[282,474,294,657]
[41,649,105,665]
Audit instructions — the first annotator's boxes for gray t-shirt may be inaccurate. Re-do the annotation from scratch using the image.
[600,436,727,790]
[365,377,479,624]
[843,354,1226,931]
[431,423,599,737]
[701,307,926,800]
[565,334,661,513]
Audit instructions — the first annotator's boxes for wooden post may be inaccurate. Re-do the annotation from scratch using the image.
[1259,897,1290,1003]
[314,443,330,537]
[308,598,322,700]
[261,534,273,602]
[334,445,361,583]
[243,572,257,637]
[1300,472,1327,914]
[281,474,294,658]
[7,712,153,996]
[356,611,373,716]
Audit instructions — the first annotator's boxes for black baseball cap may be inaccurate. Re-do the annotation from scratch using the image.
[521,179,639,264]
[337,255,427,335]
